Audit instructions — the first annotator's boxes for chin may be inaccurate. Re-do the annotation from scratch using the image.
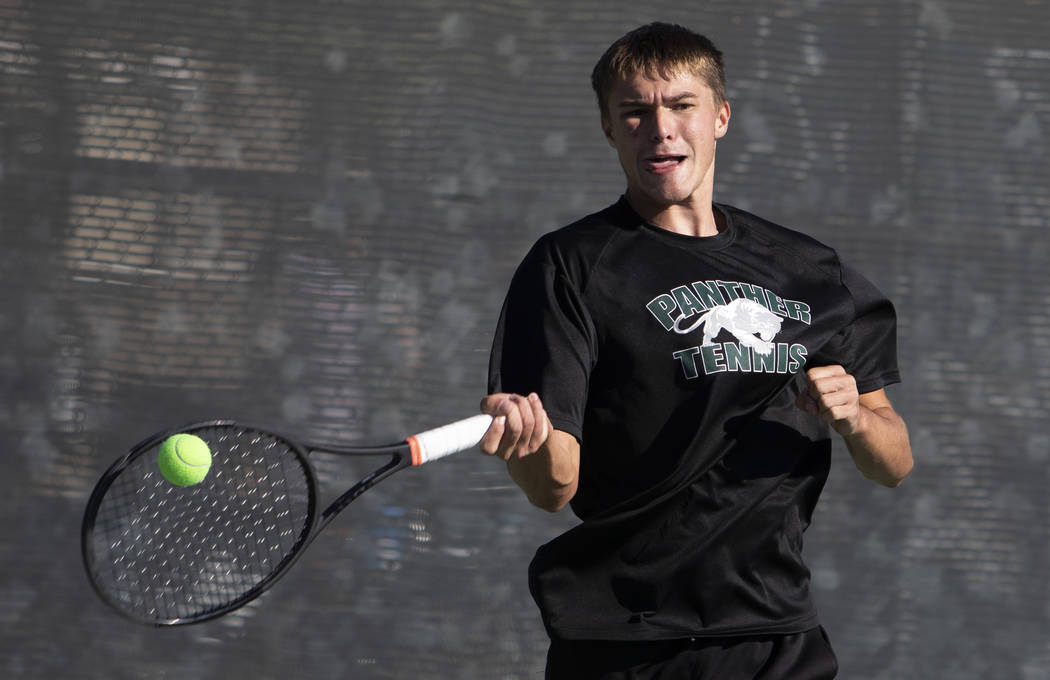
[632,175,694,202]
[640,187,694,207]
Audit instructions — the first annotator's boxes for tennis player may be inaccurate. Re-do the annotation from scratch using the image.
[480,22,912,679]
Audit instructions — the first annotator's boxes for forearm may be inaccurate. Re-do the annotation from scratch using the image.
[507,429,579,512]
[842,405,913,487]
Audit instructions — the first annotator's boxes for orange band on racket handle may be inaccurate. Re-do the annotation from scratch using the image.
[407,435,424,466]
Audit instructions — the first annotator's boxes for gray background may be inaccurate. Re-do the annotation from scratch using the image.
[2,0,1048,678]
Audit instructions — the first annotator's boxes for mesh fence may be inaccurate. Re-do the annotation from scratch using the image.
[2,1,1048,678]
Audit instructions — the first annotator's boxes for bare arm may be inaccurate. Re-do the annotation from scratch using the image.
[796,365,913,487]
[479,393,580,511]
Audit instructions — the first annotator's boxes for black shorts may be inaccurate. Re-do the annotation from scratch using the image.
[545,626,838,680]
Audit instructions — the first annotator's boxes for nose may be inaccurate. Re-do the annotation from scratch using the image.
[649,108,673,142]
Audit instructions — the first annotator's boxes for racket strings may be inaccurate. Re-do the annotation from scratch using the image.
[88,425,314,623]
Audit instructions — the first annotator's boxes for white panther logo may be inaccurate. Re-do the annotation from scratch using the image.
[673,298,783,355]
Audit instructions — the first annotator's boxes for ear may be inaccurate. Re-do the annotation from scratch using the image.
[600,115,616,147]
[714,100,731,139]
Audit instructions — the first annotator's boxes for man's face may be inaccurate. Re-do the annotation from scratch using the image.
[601,70,730,213]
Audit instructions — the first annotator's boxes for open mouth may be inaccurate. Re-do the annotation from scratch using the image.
[645,155,686,172]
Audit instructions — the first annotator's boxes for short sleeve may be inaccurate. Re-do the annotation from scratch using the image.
[487,237,597,441]
[812,263,900,394]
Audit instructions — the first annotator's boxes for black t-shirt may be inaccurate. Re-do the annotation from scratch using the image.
[488,197,900,641]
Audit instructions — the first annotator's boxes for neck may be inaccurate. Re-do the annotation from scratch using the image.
[626,190,723,237]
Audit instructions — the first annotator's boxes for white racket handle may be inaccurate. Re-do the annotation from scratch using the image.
[407,414,493,465]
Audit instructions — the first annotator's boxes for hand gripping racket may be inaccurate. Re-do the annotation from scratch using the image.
[81,415,492,626]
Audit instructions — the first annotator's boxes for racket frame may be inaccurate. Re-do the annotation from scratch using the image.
[80,419,422,626]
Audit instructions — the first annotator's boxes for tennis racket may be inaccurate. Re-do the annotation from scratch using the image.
[81,414,492,626]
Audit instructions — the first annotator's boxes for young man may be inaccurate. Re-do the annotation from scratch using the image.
[479,22,912,679]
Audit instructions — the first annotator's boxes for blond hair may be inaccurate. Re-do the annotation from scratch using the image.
[591,23,726,119]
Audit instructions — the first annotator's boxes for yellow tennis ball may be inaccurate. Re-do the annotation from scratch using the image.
[157,433,212,486]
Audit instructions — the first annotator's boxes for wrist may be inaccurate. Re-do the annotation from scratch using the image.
[837,406,870,440]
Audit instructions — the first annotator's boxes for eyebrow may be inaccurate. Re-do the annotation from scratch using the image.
[617,92,699,108]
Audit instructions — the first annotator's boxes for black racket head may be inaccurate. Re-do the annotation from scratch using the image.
[81,421,319,626]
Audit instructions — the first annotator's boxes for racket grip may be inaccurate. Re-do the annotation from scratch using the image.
[408,414,493,465]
